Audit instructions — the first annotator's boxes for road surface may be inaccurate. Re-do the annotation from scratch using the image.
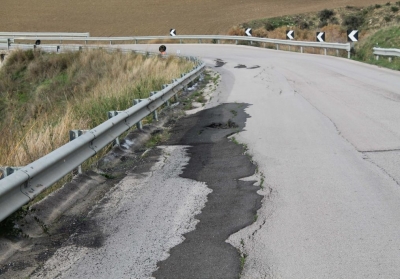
[129,44,400,278]
[10,44,400,278]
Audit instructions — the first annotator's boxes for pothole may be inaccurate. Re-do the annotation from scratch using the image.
[207,120,238,129]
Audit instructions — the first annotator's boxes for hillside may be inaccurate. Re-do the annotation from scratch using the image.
[0,0,392,36]
[0,50,193,168]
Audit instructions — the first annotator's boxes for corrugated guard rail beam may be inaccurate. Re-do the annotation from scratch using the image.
[0,50,205,222]
[373,47,400,61]
[1,35,352,54]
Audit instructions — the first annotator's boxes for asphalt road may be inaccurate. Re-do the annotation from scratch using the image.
[14,44,400,278]
[126,44,400,278]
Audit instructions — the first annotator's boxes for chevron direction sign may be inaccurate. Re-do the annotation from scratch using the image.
[245,28,252,36]
[170,29,176,36]
[347,30,358,42]
[286,30,294,40]
[316,32,325,42]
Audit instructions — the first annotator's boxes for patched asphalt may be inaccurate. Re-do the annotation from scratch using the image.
[153,103,262,279]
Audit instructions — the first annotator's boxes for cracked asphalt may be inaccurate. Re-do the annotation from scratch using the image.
[128,44,400,278]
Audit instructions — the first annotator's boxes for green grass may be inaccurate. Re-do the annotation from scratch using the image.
[355,26,400,70]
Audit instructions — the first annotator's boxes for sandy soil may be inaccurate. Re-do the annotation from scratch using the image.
[0,0,391,36]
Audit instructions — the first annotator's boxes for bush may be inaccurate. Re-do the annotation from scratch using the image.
[318,20,328,28]
[298,21,309,29]
[318,9,334,21]
[264,21,275,31]
[386,2,391,6]
[391,6,399,12]
[384,15,392,22]
[342,13,365,29]
[375,4,382,8]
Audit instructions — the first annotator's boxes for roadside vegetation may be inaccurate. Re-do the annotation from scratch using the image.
[0,49,193,168]
[228,2,400,70]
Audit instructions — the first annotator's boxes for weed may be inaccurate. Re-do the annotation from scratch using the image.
[145,130,170,148]
[231,136,239,145]
[240,254,247,271]
[230,109,238,117]
[391,6,399,12]
[254,215,258,221]
[100,173,116,179]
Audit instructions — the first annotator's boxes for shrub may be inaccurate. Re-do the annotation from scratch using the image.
[384,15,392,22]
[342,13,365,29]
[386,2,391,5]
[298,21,310,29]
[391,6,399,11]
[330,17,340,25]
[375,4,382,8]
[318,20,328,28]
[264,21,275,31]
[318,9,334,21]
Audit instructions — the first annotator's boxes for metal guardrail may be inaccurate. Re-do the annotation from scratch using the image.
[3,35,352,57]
[373,47,400,62]
[0,32,90,38]
[0,47,205,222]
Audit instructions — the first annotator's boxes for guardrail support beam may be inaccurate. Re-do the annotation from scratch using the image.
[150,93,159,121]
[389,57,392,63]
[133,99,143,130]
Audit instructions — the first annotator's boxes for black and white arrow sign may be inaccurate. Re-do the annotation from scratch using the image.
[347,30,358,42]
[316,32,325,42]
[286,30,294,40]
[245,28,252,36]
[170,29,176,36]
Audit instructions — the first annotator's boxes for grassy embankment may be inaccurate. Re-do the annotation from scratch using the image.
[0,49,193,191]
[228,2,400,69]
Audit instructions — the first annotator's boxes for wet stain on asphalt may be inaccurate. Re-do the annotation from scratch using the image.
[153,103,262,279]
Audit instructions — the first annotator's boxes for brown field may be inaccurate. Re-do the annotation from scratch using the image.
[0,0,392,36]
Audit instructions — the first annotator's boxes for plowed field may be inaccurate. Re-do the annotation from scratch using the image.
[0,0,391,36]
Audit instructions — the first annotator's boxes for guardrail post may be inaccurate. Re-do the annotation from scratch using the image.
[236,40,238,45]
[348,51,351,59]
[7,38,10,50]
[85,40,87,45]
[324,48,327,56]
[300,46,303,53]
[133,99,143,130]
[276,44,279,50]
[0,166,23,180]
[150,93,159,121]
[57,46,60,53]
[180,39,182,44]
[218,40,220,44]
[289,45,291,51]
[107,111,123,146]
[389,57,392,63]
[69,130,89,174]
[336,49,339,56]
[162,84,171,106]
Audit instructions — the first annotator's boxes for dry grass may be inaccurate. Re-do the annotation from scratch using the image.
[0,49,193,167]
[0,0,392,36]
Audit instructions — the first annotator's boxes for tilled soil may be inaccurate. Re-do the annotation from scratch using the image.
[0,0,391,36]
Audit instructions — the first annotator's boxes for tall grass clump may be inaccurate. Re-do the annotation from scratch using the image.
[0,49,194,167]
